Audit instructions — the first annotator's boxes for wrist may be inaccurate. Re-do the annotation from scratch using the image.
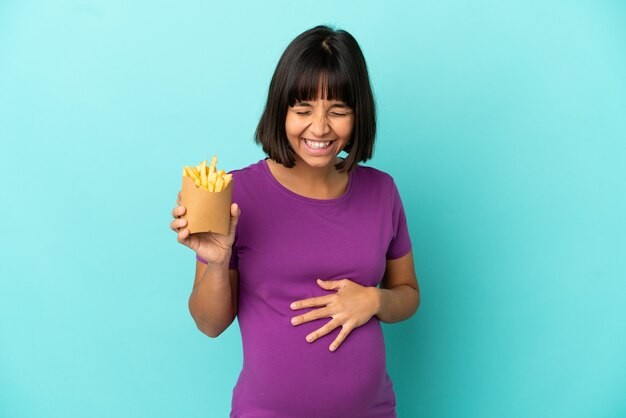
[198,249,232,268]
[371,287,384,317]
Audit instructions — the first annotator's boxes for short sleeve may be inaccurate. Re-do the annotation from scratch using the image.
[386,178,412,260]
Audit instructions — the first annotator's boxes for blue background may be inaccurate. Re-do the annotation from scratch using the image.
[1,1,625,417]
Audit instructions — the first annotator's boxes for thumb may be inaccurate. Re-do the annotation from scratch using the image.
[227,203,240,240]
[317,278,341,290]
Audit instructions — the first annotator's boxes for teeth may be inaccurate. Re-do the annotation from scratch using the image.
[304,139,331,149]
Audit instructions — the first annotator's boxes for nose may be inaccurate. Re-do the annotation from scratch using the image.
[310,113,331,137]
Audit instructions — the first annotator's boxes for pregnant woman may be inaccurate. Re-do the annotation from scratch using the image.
[170,25,420,418]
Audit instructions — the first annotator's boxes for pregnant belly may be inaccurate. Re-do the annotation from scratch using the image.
[232,317,395,418]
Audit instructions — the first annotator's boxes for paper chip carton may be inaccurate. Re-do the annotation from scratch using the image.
[181,175,232,235]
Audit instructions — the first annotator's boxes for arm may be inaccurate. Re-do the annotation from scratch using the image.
[375,250,420,323]
[171,192,241,338]
[188,260,239,338]
[289,250,420,351]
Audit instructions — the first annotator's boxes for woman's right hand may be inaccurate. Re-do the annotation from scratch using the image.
[170,191,241,265]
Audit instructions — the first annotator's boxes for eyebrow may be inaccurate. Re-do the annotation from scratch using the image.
[294,101,351,109]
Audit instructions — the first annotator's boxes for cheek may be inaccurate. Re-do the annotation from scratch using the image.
[285,116,305,138]
[336,118,355,139]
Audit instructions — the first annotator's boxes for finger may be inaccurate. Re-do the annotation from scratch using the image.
[317,278,345,291]
[291,306,332,326]
[227,203,240,240]
[305,318,341,343]
[177,191,182,205]
[290,294,333,310]
[177,227,191,244]
[169,217,187,232]
[171,205,186,218]
[231,202,240,218]
[329,324,354,352]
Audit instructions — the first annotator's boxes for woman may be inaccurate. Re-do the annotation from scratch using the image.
[170,25,420,418]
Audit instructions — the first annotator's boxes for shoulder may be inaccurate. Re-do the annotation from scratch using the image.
[354,164,396,189]
[227,159,265,179]
[226,159,269,192]
[226,159,269,204]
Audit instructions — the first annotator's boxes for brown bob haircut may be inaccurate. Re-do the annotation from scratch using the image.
[254,25,376,173]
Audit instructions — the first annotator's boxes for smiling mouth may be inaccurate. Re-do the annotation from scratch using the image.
[301,138,336,149]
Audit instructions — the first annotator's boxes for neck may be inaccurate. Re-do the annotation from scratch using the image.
[268,156,345,188]
[295,156,343,184]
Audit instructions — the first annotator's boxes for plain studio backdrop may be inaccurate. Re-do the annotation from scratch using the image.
[1,1,625,417]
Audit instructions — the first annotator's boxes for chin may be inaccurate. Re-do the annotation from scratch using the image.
[301,156,338,168]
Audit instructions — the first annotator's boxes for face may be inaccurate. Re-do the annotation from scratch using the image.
[285,93,354,170]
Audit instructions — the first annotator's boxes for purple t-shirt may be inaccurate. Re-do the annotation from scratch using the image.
[197,158,412,418]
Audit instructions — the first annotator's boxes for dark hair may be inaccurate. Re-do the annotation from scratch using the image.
[254,25,376,173]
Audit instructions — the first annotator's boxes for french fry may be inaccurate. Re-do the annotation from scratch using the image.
[215,176,224,193]
[208,165,215,184]
[200,160,208,189]
[187,166,199,181]
[188,167,202,187]
[223,173,232,188]
[182,155,231,192]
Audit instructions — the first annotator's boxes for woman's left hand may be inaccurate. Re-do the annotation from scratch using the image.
[290,279,380,352]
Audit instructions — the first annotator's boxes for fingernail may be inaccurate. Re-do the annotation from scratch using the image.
[330,344,337,351]
[306,335,314,342]
[291,318,298,325]
[290,303,296,309]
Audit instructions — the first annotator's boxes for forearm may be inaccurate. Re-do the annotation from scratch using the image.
[374,285,420,323]
[188,262,234,337]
